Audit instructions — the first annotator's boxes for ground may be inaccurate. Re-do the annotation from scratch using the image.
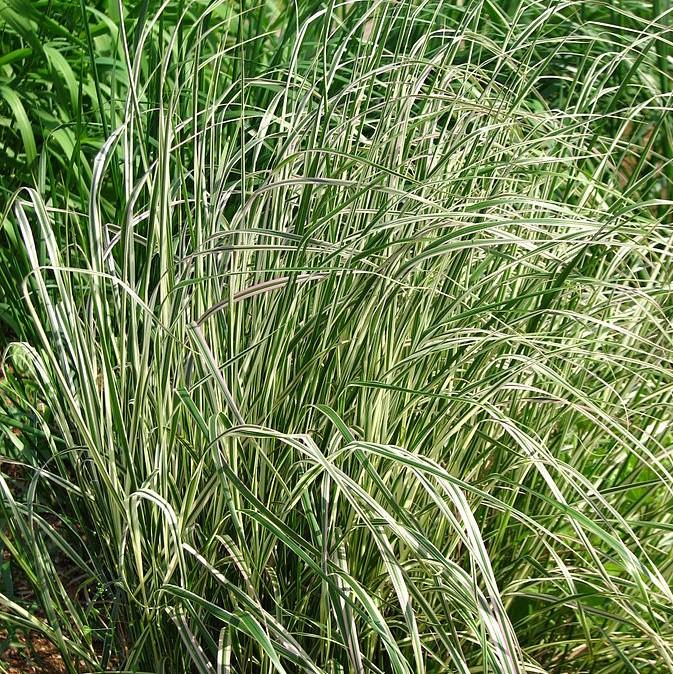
[0,631,66,674]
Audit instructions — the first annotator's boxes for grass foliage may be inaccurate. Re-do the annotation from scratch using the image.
[2,0,673,672]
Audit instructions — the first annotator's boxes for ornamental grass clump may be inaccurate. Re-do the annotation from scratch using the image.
[1,1,673,672]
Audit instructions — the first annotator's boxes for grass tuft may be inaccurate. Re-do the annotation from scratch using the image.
[2,0,673,672]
